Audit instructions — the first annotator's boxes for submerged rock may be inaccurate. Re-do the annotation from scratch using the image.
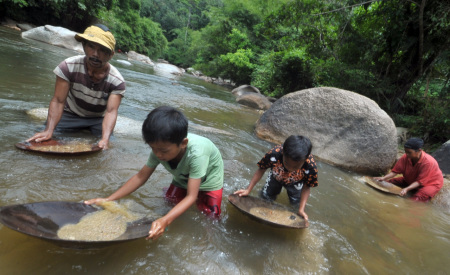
[236,93,272,110]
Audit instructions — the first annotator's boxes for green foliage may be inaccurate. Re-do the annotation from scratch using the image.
[99,7,167,58]
[252,48,314,97]
[217,49,255,85]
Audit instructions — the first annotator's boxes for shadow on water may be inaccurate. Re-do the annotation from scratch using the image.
[0,26,449,274]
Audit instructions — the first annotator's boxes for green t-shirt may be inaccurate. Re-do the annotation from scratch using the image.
[146,133,224,191]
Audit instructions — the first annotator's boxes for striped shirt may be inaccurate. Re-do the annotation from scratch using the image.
[53,55,126,117]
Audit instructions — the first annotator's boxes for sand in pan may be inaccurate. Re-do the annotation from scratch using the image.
[249,207,299,226]
[30,142,93,153]
[57,201,143,241]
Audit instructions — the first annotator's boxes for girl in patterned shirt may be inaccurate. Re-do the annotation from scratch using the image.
[234,135,318,220]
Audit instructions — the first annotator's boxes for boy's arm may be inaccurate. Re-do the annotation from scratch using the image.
[147,178,201,240]
[298,185,311,220]
[234,168,266,196]
[84,165,155,204]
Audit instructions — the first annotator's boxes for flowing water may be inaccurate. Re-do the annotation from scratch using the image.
[0,26,449,274]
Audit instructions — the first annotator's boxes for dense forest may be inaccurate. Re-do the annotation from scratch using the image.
[1,0,449,146]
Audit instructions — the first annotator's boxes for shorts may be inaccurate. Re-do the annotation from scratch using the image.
[389,177,442,202]
[164,184,222,218]
[261,170,303,204]
[48,111,104,137]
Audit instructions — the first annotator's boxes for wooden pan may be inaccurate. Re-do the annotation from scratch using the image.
[15,139,101,155]
[363,176,402,195]
[228,194,308,229]
[0,201,153,249]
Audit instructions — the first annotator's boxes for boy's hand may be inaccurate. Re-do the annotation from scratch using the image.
[234,189,250,197]
[298,210,309,221]
[84,198,108,205]
[146,217,169,240]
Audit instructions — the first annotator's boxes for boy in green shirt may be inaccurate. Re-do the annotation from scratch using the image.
[85,106,224,240]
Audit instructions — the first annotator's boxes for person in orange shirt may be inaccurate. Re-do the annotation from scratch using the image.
[375,137,443,202]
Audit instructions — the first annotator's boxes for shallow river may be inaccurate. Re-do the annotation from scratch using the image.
[0,26,449,274]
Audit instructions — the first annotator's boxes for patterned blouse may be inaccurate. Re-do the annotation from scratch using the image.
[257,145,318,187]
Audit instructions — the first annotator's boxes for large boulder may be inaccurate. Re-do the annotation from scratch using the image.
[21,25,83,52]
[236,93,272,110]
[432,140,450,175]
[255,87,398,175]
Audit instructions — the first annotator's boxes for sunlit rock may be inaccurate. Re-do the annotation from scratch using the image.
[21,25,83,52]
[231,84,260,97]
[127,51,154,65]
[116,60,132,66]
[154,63,184,76]
[255,87,398,175]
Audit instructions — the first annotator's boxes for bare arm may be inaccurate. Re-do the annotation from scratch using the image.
[400,181,420,196]
[374,171,398,182]
[27,76,69,142]
[84,165,155,204]
[98,94,122,149]
[298,185,311,220]
[234,168,267,196]
[147,178,201,240]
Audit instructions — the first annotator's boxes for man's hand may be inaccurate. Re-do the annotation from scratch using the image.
[97,139,109,150]
[27,130,53,143]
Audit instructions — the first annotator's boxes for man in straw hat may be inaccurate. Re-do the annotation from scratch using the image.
[375,137,443,202]
[27,24,125,149]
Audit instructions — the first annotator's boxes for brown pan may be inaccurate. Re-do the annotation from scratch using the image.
[228,194,308,229]
[363,176,403,195]
[0,201,153,249]
[15,139,101,155]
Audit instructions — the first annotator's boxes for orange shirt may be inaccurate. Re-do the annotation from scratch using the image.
[392,151,443,188]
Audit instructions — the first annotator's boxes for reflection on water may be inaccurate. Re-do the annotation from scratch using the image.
[0,26,449,274]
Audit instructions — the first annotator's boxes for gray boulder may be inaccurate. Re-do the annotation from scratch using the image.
[127,51,154,65]
[231,85,260,97]
[21,25,83,52]
[154,63,184,76]
[432,140,450,175]
[255,87,398,175]
[236,93,272,110]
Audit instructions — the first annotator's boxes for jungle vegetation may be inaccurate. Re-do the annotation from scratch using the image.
[1,0,449,145]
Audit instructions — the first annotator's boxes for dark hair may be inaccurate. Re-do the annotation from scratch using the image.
[283,135,312,161]
[404,137,424,151]
[142,106,188,145]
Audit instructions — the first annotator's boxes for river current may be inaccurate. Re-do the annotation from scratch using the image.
[0,26,449,274]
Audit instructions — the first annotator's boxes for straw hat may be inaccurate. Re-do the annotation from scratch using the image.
[75,25,116,52]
